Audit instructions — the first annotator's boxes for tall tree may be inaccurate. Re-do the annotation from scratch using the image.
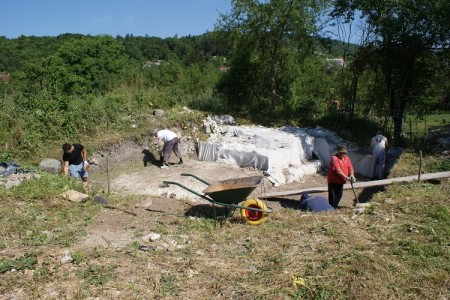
[217,0,330,116]
[332,0,450,143]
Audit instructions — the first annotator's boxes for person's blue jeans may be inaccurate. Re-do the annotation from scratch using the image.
[68,162,88,180]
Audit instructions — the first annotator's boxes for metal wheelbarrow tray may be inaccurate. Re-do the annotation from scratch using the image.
[163,173,273,225]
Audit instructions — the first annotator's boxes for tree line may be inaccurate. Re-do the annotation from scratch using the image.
[1,0,449,161]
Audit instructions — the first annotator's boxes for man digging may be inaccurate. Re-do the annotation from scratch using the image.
[153,128,184,169]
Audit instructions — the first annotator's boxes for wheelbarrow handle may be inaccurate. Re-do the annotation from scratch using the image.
[180,173,211,186]
[163,180,213,203]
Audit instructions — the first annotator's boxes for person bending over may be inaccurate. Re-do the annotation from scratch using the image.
[298,193,335,212]
[153,129,183,169]
[370,130,388,180]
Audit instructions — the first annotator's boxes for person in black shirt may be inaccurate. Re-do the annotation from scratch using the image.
[62,143,89,182]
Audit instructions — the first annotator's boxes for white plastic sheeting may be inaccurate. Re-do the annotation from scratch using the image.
[197,124,401,185]
[198,125,321,185]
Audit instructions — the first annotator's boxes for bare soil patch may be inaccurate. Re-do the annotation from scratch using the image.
[83,141,362,248]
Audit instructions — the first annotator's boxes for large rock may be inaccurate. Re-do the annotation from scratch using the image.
[61,190,89,203]
[39,158,62,174]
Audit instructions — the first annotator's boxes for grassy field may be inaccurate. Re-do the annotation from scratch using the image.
[393,111,450,139]
[1,146,449,299]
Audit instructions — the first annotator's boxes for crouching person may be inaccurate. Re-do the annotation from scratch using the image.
[298,193,335,213]
[62,143,89,182]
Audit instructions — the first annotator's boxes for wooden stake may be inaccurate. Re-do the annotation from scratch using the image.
[418,150,422,182]
[107,154,110,195]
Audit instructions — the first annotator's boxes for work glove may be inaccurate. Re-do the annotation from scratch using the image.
[348,175,356,183]
[83,161,90,171]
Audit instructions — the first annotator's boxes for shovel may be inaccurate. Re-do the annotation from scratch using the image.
[93,195,137,216]
[350,181,359,205]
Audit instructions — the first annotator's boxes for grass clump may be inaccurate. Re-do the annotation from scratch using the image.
[0,252,38,274]
[76,263,118,286]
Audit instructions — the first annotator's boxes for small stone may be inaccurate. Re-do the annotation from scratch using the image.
[61,251,73,264]
[384,198,395,204]
[142,232,161,242]
[167,244,177,252]
[408,226,419,233]
[353,207,366,214]
[149,233,161,241]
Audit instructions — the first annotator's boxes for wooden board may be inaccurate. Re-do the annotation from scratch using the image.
[261,171,450,198]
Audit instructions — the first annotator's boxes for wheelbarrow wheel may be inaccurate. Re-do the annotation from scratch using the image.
[240,198,268,225]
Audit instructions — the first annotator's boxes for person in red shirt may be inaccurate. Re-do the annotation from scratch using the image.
[327,145,356,208]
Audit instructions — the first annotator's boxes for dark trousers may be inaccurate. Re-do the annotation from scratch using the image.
[328,183,344,209]
[162,137,182,162]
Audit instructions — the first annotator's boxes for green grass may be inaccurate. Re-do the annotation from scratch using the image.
[407,111,450,133]
[0,252,38,273]
[76,263,118,286]
[0,173,98,250]
[390,111,450,139]
[0,117,449,298]
[0,175,448,298]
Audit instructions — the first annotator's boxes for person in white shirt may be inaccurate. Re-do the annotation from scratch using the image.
[153,129,183,169]
[370,131,388,180]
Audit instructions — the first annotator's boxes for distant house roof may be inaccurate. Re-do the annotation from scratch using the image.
[143,60,162,68]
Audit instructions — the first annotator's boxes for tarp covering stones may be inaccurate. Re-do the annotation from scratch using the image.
[198,122,402,185]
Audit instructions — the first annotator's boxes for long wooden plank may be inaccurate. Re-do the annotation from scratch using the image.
[261,171,450,198]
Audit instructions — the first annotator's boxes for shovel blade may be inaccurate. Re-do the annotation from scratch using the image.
[93,195,108,205]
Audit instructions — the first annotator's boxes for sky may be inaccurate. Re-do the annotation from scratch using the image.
[1,0,232,39]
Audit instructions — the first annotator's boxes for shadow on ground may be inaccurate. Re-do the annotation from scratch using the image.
[184,204,232,220]
[358,186,386,203]
[142,149,161,167]
[265,197,299,209]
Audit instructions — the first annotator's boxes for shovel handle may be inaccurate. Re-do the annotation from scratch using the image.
[350,181,359,204]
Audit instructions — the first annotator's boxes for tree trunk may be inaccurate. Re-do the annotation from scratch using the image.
[384,41,405,145]
[270,54,277,109]
[391,109,404,143]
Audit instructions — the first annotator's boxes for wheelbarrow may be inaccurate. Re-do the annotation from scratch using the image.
[163,173,273,225]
